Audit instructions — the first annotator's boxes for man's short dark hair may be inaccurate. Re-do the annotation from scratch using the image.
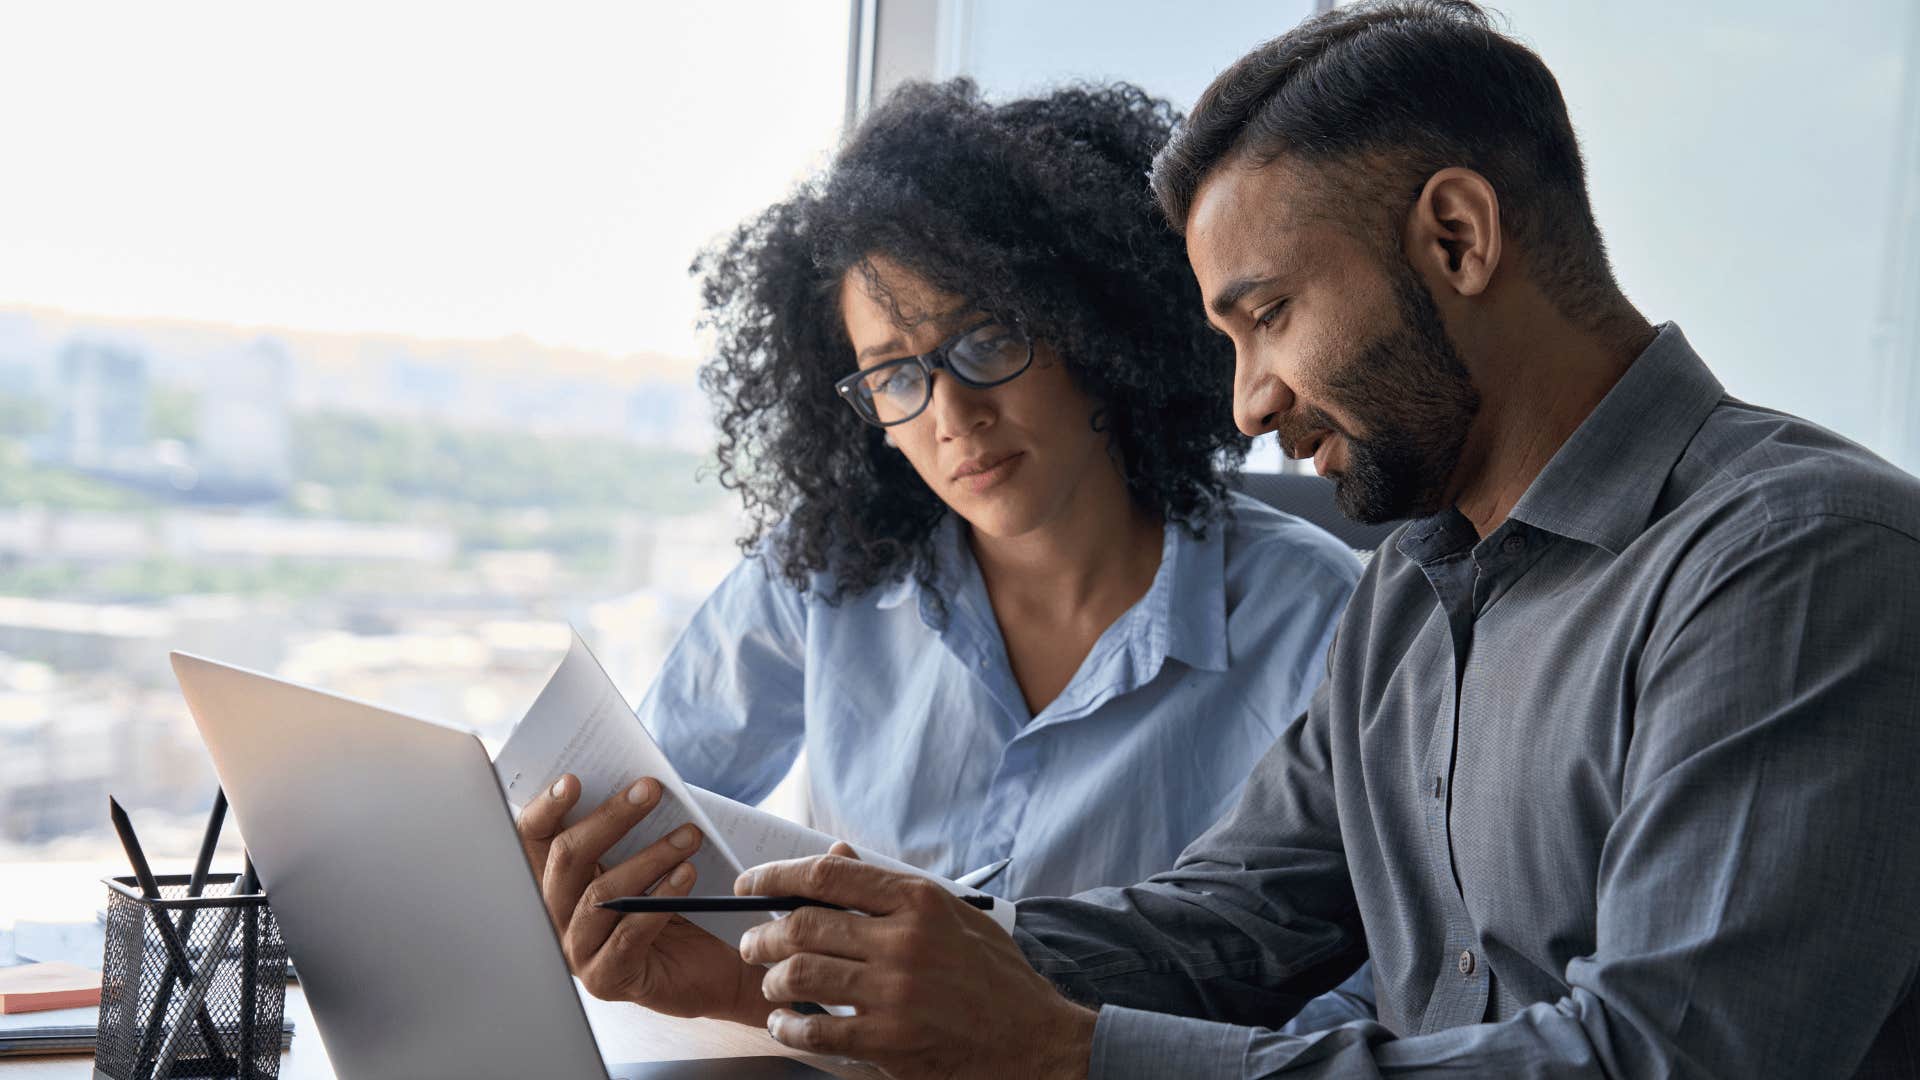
[1152,0,1623,329]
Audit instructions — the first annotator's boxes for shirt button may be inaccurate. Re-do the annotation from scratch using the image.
[979,658,989,669]
[1502,534,1526,555]
[1431,776,1444,799]
[1458,949,1476,976]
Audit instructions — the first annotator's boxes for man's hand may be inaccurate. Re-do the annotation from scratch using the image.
[516,774,772,1024]
[737,848,1098,1079]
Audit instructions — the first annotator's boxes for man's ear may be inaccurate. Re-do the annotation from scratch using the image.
[1403,167,1502,299]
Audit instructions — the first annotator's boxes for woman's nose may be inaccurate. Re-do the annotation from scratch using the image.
[927,371,994,440]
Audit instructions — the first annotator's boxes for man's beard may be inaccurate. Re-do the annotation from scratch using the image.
[1287,267,1481,526]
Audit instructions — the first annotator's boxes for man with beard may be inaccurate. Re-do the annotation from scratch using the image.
[526,2,1920,1076]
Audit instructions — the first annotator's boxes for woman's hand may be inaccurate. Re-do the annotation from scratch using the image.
[515,774,773,1025]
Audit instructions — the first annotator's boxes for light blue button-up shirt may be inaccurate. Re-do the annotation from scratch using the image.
[641,491,1361,902]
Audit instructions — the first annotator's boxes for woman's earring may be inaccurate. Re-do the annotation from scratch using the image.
[883,432,898,448]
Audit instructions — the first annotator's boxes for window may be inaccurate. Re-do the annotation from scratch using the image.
[874,0,1919,475]
[1491,0,1919,472]
[0,1,850,868]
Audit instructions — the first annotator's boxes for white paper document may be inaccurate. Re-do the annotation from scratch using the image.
[492,630,1015,950]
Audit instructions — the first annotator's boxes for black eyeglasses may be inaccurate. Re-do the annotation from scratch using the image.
[834,321,1034,428]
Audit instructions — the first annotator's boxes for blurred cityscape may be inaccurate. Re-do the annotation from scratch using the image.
[0,305,746,860]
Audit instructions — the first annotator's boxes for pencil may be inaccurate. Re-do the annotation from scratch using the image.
[151,857,260,1076]
[137,788,227,1062]
[108,797,232,1070]
[597,894,995,914]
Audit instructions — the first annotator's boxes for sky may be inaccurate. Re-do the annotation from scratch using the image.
[0,1,849,359]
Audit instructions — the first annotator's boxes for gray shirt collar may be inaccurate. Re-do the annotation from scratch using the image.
[1400,322,1724,561]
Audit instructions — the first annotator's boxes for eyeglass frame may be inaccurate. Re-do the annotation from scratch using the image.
[832,320,1034,428]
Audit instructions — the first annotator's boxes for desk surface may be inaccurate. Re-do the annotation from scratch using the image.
[0,861,883,1080]
[0,980,885,1079]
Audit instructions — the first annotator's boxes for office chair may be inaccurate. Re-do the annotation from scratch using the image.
[1232,471,1397,554]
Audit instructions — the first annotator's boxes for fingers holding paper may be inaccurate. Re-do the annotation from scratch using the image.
[514,773,768,1022]
[735,854,1099,1078]
[517,774,664,933]
[545,778,665,920]
[513,772,578,915]
[568,815,701,966]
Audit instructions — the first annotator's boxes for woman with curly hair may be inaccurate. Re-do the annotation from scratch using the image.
[520,78,1372,1026]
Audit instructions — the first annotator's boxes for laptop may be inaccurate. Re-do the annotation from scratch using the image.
[171,651,833,1080]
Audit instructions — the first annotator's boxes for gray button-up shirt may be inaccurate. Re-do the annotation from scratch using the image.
[1014,325,1920,1077]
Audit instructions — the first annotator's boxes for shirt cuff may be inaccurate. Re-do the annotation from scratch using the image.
[1088,1005,1247,1079]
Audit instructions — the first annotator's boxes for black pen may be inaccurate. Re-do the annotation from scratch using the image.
[185,789,228,901]
[597,894,995,914]
[150,853,263,1074]
[136,787,228,1062]
[108,797,231,1066]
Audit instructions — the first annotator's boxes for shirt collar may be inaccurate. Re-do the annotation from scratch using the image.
[869,509,1230,675]
[872,563,921,611]
[1153,513,1230,673]
[870,513,968,617]
[1507,322,1723,555]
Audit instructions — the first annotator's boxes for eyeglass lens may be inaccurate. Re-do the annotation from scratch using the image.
[854,324,1029,424]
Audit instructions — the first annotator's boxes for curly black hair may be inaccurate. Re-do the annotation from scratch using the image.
[694,78,1246,601]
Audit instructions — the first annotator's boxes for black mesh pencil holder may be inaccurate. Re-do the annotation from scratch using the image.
[95,874,289,1080]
